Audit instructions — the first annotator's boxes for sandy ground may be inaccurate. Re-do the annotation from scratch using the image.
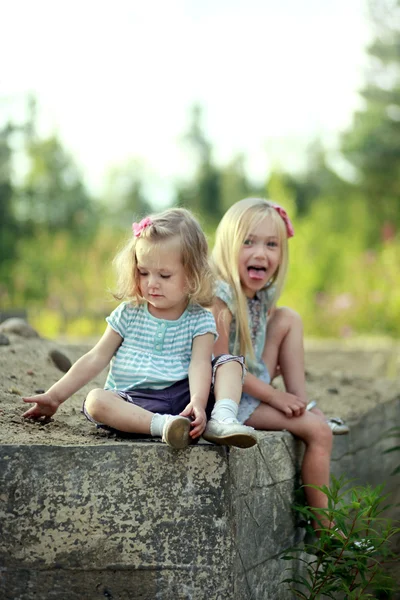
[0,332,399,446]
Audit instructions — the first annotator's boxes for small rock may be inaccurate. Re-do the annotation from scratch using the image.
[0,318,39,338]
[48,349,72,373]
[35,389,45,394]
[27,369,34,376]
[8,387,21,395]
[0,332,10,345]
[327,387,339,395]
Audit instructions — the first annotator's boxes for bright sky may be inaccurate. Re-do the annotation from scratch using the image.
[2,0,372,206]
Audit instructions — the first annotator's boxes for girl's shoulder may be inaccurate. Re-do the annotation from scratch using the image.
[215,280,235,311]
[107,301,144,323]
[186,303,215,322]
[186,304,217,337]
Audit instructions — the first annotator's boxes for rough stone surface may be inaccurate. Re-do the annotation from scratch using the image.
[1,339,399,598]
[0,443,235,600]
[0,332,10,345]
[2,408,398,600]
[48,348,72,373]
[0,317,39,338]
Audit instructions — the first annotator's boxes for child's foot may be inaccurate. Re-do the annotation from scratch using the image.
[203,419,257,448]
[327,417,349,435]
[162,416,191,449]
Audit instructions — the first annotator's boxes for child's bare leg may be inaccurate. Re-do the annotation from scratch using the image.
[85,389,153,433]
[85,389,192,449]
[203,358,257,448]
[264,308,327,420]
[245,404,333,527]
[213,360,243,405]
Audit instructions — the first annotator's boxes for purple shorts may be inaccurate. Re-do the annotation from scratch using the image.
[83,354,245,431]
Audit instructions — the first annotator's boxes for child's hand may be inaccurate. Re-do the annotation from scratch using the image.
[22,393,60,421]
[269,389,306,418]
[180,402,207,438]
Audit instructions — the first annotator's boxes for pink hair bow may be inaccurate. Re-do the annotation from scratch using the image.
[271,203,294,238]
[132,216,153,238]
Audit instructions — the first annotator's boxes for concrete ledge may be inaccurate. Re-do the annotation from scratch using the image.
[0,433,303,600]
[1,394,399,600]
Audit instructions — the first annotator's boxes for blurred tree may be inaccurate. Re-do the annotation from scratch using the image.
[281,141,351,216]
[220,154,254,213]
[176,104,222,222]
[267,169,297,218]
[341,0,400,242]
[19,135,96,236]
[0,122,18,289]
[103,159,151,227]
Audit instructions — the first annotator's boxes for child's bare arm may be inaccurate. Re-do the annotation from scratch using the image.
[22,326,122,419]
[243,371,305,418]
[180,332,214,438]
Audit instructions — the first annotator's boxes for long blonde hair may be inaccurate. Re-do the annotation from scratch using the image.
[212,197,289,359]
[113,207,215,307]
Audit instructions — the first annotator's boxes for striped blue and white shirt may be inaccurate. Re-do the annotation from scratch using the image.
[104,301,217,391]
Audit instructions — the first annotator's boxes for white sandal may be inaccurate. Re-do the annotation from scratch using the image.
[327,417,350,435]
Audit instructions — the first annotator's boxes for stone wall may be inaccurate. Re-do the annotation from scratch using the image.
[1,395,399,600]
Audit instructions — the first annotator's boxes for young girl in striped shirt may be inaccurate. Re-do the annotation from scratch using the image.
[22,208,256,450]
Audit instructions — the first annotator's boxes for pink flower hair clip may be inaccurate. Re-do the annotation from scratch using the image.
[271,203,295,238]
[132,216,153,238]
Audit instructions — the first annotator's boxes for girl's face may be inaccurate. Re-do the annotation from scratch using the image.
[238,216,281,298]
[136,237,188,320]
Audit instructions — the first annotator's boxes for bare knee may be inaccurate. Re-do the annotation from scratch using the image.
[314,421,333,449]
[269,307,303,334]
[305,420,333,450]
[85,389,110,421]
[215,359,243,378]
[213,355,245,385]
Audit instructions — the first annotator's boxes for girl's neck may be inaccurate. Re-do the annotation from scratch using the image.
[146,298,189,321]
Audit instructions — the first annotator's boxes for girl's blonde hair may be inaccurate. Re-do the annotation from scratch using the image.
[113,207,215,307]
[212,197,290,359]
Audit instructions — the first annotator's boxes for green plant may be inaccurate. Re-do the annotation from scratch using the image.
[281,476,400,599]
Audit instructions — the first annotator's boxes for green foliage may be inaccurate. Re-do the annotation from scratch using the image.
[19,135,97,236]
[103,159,152,226]
[175,105,262,224]
[5,0,400,341]
[0,123,19,286]
[282,476,400,599]
[341,0,400,242]
[282,193,400,337]
[2,228,119,337]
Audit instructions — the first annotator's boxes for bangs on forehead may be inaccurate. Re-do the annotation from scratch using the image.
[246,206,281,238]
[137,235,181,255]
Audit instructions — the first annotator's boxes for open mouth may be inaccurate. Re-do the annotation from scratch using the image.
[248,266,266,281]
